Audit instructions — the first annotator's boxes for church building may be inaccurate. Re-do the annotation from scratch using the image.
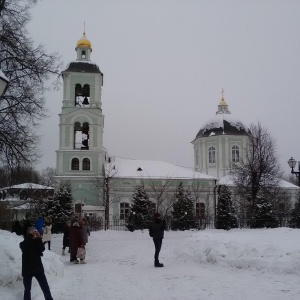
[192,91,249,178]
[54,33,298,221]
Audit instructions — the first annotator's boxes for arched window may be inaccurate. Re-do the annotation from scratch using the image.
[71,158,79,170]
[232,145,240,163]
[208,147,216,164]
[82,158,90,170]
[81,50,86,59]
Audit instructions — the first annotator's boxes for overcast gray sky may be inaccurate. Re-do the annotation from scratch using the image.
[29,0,300,175]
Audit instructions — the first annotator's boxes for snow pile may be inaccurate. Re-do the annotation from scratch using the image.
[0,230,64,297]
[1,228,300,299]
[172,228,300,275]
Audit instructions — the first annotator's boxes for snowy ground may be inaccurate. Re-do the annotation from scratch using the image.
[1,228,300,300]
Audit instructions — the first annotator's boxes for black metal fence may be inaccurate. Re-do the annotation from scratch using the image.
[2,216,294,235]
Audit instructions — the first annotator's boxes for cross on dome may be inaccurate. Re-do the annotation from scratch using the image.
[216,88,231,115]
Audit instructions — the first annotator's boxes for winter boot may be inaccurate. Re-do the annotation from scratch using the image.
[80,259,86,264]
[62,248,65,256]
[154,261,164,267]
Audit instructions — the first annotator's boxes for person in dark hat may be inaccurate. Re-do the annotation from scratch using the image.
[149,212,166,267]
[19,226,53,300]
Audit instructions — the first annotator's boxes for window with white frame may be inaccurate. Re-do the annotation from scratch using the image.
[120,202,130,220]
[208,146,216,164]
[232,145,240,163]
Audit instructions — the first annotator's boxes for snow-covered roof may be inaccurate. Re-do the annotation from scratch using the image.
[63,61,102,74]
[0,183,54,191]
[219,174,299,189]
[11,203,29,210]
[194,114,248,139]
[106,157,217,180]
[82,205,104,211]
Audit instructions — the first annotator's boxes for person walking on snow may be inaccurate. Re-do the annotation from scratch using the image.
[69,217,84,263]
[42,216,52,250]
[81,217,90,246]
[20,227,53,300]
[149,212,166,267]
[62,220,71,255]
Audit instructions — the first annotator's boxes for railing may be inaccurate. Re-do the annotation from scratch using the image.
[3,216,294,235]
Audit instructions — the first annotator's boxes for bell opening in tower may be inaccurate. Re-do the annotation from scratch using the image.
[74,122,89,150]
[75,83,90,107]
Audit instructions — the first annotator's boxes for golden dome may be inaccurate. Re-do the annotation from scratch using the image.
[218,97,227,106]
[76,32,92,48]
[218,88,227,106]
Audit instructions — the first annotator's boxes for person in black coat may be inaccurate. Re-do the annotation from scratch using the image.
[149,212,166,267]
[62,220,71,255]
[19,227,53,300]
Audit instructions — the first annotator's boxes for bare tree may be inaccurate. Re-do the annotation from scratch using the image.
[0,165,40,187]
[231,122,283,222]
[0,0,62,168]
[90,161,121,230]
[188,181,214,228]
[0,0,5,15]
[144,177,174,216]
[39,167,56,187]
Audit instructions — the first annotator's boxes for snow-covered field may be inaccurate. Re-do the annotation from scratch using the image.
[1,228,300,300]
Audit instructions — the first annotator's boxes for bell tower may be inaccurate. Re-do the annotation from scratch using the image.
[55,32,105,206]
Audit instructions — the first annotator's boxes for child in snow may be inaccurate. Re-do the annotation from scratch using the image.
[42,216,52,250]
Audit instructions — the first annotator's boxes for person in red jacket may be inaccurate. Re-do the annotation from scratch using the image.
[20,227,53,300]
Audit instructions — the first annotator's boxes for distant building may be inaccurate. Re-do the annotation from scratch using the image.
[0,183,54,220]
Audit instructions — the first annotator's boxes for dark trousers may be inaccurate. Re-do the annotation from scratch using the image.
[153,238,162,263]
[23,273,53,300]
[43,241,51,250]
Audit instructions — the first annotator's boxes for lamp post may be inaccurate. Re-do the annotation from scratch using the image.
[0,70,9,96]
[213,179,218,228]
[287,157,300,186]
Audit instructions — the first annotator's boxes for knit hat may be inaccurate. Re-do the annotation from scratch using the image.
[27,227,38,235]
